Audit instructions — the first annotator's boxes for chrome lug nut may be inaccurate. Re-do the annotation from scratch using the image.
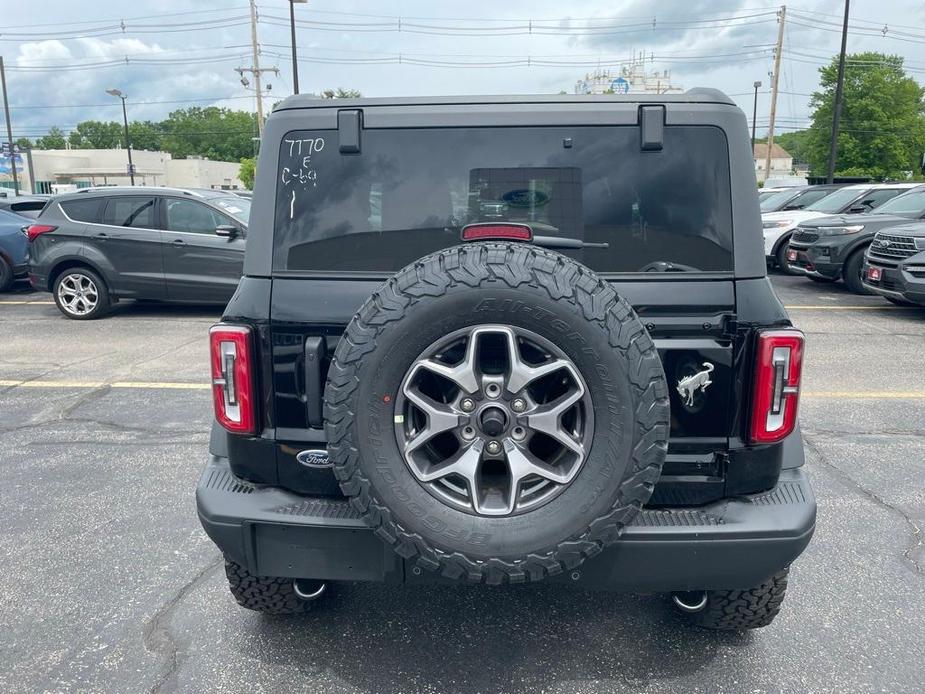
[486,440,502,455]
[511,398,526,413]
[460,398,476,413]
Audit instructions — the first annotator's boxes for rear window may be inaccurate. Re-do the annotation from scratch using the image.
[59,198,102,223]
[273,125,733,274]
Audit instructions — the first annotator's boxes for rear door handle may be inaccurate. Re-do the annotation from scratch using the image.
[172,239,185,246]
[95,233,109,241]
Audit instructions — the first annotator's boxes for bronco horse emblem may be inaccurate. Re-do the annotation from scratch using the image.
[676,362,715,406]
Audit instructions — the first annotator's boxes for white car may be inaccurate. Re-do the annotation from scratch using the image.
[762,183,920,269]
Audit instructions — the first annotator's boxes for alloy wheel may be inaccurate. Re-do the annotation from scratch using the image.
[394,325,593,516]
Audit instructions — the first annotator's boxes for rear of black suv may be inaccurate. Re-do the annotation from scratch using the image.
[197,93,815,629]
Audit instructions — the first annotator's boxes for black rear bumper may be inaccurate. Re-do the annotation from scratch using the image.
[197,458,816,591]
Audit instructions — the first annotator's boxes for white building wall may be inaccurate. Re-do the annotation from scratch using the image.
[23,149,243,192]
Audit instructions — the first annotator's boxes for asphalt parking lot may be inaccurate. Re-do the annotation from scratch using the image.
[1,274,924,694]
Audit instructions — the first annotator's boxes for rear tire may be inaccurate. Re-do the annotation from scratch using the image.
[843,249,874,295]
[775,241,795,275]
[52,267,111,320]
[680,568,790,631]
[224,560,321,615]
[0,257,13,292]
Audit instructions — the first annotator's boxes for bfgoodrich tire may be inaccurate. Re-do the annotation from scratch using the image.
[324,242,670,584]
[224,560,320,615]
[685,568,790,630]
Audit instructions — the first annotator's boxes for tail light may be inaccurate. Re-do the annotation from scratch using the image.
[209,324,257,435]
[25,224,57,241]
[461,223,533,242]
[749,329,804,444]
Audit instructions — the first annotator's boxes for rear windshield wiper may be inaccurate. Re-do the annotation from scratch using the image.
[532,236,609,250]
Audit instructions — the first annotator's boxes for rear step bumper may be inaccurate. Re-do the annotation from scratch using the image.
[197,457,816,591]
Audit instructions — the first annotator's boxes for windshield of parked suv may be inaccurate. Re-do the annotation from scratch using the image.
[273,125,733,274]
[870,189,925,216]
[805,187,867,214]
[760,189,801,211]
[211,196,250,224]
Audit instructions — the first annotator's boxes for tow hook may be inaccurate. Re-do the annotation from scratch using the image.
[293,579,327,601]
[672,591,708,613]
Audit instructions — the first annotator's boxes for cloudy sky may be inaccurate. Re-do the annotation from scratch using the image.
[4,0,925,141]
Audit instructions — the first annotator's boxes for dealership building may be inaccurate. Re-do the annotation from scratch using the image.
[11,148,245,194]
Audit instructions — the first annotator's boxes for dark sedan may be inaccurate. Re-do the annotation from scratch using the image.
[0,208,29,291]
[26,187,248,319]
[786,185,925,294]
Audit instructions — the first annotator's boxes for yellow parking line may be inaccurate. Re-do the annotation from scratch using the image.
[0,300,55,305]
[784,305,920,310]
[1,379,923,399]
[803,391,925,399]
[0,379,210,390]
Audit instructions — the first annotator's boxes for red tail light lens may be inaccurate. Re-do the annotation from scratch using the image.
[749,329,804,444]
[25,224,57,242]
[209,324,257,435]
[460,223,533,242]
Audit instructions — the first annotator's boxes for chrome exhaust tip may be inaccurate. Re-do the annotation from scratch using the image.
[293,579,327,601]
[672,591,708,613]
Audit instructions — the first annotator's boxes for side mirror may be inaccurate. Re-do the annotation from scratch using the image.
[215,225,238,238]
[782,203,804,210]
[848,205,868,214]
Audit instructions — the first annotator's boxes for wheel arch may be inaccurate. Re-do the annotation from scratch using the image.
[48,258,110,295]
[840,240,872,280]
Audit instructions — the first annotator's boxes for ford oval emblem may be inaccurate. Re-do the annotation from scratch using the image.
[296,449,332,468]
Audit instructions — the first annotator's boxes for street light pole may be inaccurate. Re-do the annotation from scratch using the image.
[827,0,851,184]
[751,80,762,147]
[288,0,307,95]
[0,56,19,195]
[107,89,134,186]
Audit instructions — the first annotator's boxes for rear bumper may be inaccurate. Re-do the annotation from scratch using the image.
[197,457,816,591]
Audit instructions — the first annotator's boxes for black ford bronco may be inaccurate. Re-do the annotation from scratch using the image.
[196,92,816,630]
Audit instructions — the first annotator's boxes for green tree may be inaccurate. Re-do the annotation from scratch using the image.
[239,157,256,189]
[803,52,925,179]
[159,107,257,161]
[128,120,163,151]
[34,126,67,149]
[67,120,123,148]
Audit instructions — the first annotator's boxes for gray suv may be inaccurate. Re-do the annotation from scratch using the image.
[26,187,249,319]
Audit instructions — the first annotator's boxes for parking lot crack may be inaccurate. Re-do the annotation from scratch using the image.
[804,435,924,578]
[142,554,223,694]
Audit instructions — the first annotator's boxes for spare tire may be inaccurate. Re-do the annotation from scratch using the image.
[324,242,670,584]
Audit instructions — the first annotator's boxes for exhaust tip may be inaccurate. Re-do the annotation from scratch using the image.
[672,591,708,613]
[293,579,327,601]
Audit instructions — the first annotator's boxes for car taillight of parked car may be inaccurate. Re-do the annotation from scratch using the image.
[209,324,257,435]
[24,224,57,242]
[749,329,804,444]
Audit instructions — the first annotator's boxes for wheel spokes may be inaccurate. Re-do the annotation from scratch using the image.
[525,387,586,458]
[499,328,570,394]
[403,385,462,454]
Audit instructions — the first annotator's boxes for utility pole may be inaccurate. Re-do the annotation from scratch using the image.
[0,56,19,195]
[237,0,279,137]
[751,80,762,147]
[764,5,786,184]
[827,0,851,183]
